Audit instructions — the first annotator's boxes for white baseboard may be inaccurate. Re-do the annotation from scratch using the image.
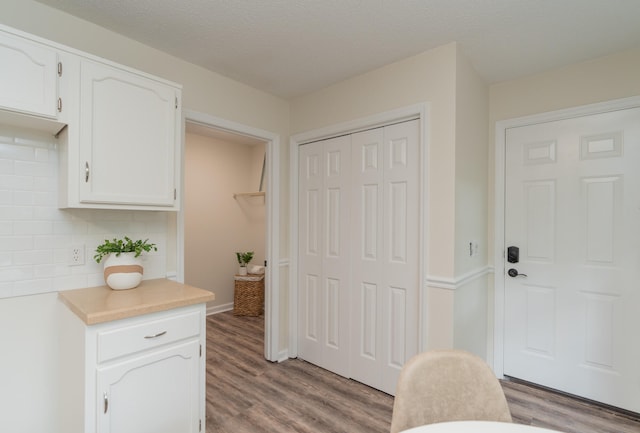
[206,303,233,315]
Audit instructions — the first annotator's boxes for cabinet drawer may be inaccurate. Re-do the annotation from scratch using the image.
[97,310,200,363]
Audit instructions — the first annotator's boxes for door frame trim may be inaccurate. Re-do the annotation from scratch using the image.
[492,95,640,377]
[289,102,429,358]
[179,109,281,362]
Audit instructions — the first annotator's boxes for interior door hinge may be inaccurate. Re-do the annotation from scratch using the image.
[58,62,62,77]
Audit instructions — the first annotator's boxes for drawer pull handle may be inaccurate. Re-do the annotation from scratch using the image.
[103,392,108,414]
[144,331,167,339]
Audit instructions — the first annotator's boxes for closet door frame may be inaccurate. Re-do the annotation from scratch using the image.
[289,103,429,358]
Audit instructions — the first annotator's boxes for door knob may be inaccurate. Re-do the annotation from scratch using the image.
[508,268,527,278]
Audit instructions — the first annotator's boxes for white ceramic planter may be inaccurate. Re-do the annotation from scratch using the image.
[238,266,248,276]
[103,252,143,290]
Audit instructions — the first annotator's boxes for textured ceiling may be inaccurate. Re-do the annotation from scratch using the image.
[35,0,640,99]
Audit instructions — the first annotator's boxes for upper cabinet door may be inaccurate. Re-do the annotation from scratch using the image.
[78,59,179,207]
[0,31,59,118]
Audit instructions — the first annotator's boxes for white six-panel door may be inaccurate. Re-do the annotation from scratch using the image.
[298,119,419,394]
[503,107,640,413]
[350,121,420,394]
[298,135,352,377]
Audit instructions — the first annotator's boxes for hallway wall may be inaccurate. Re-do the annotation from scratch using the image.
[184,132,266,310]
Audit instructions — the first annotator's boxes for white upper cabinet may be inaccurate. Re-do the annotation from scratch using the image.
[0,28,63,132]
[0,25,182,211]
[75,59,180,209]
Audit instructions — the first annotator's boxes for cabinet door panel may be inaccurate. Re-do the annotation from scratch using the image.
[79,59,177,206]
[97,339,200,433]
[0,31,58,118]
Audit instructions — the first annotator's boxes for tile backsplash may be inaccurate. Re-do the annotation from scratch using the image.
[0,125,168,299]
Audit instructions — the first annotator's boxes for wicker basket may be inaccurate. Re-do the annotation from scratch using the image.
[233,274,264,316]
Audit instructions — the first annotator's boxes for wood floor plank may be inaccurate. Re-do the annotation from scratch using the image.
[501,379,640,433]
[205,312,640,433]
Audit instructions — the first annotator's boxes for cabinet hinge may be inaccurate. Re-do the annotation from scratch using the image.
[58,97,62,113]
[58,62,62,77]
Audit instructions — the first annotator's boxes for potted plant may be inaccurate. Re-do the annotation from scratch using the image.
[94,237,157,290]
[235,251,254,276]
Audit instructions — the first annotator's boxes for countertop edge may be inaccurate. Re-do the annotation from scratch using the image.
[58,279,215,325]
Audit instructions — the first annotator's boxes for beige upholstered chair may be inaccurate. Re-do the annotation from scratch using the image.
[390,349,512,433]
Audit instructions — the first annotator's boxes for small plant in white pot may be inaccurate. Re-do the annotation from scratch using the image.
[94,237,157,290]
[235,251,254,276]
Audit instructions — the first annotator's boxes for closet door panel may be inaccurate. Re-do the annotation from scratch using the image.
[350,127,385,389]
[298,143,324,364]
[321,136,351,377]
[298,136,351,376]
[381,120,420,394]
[350,120,420,394]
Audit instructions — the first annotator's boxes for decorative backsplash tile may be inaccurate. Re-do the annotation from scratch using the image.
[0,125,168,298]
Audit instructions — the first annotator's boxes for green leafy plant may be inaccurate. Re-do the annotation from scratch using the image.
[235,251,254,267]
[94,236,157,263]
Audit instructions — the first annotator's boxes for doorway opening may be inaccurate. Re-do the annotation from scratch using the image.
[179,110,281,362]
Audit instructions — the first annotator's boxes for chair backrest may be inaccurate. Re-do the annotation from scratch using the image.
[390,349,512,433]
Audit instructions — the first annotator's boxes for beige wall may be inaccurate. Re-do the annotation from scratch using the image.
[490,47,640,123]
[453,49,490,357]
[184,133,266,309]
[454,50,489,275]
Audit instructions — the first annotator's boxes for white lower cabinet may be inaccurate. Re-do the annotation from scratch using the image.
[59,304,207,433]
[97,340,200,433]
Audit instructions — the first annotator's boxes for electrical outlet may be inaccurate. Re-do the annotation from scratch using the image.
[70,244,85,265]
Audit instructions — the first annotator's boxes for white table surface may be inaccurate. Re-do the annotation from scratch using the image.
[402,421,562,433]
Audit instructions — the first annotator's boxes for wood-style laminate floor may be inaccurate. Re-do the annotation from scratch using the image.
[205,312,640,433]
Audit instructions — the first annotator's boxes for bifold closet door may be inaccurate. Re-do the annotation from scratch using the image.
[350,119,420,395]
[297,119,419,394]
[298,135,351,377]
